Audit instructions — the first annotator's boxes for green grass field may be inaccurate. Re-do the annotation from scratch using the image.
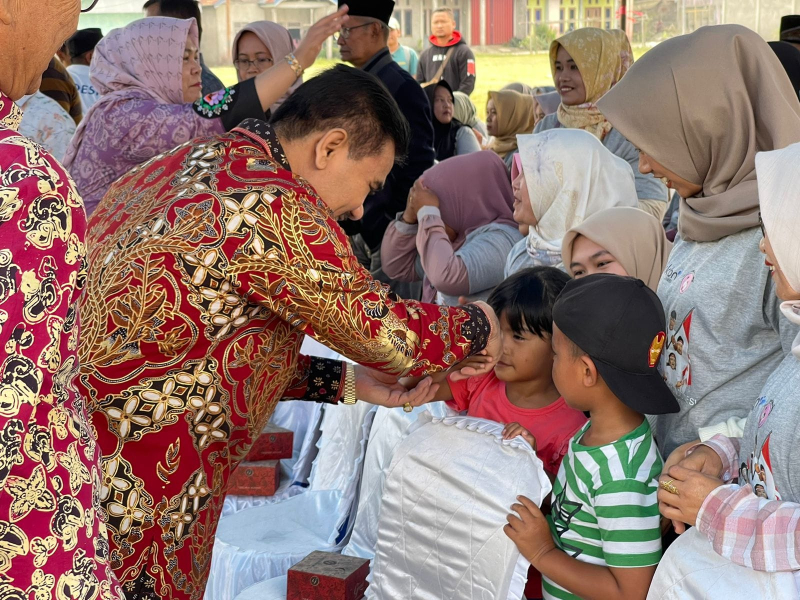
[212,48,648,121]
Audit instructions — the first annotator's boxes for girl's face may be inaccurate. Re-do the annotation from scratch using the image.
[486,99,499,136]
[638,151,702,200]
[761,233,800,302]
[433,86,454,125]
[235,32,274,81]
[554,45,587,106]
[182,35,203,103]
[568,235,629,279]
[511,171,536,226]
[494,313,555,384]
[533,99,545,126]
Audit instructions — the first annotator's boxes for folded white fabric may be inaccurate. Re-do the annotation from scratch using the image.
[367,414,552,600]
[234,576,287,600]
[343,402,451,560]
[206,399,375,600]
[647,527,798,600]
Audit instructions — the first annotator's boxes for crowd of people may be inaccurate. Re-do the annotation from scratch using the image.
[4,0,800,599]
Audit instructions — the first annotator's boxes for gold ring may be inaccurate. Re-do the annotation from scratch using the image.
[403,403,413,413]
[660,479,679,495]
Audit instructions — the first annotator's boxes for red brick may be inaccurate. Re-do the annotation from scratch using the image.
[287,551,370,600]
[246,424,294,462]
[227,460,280,496]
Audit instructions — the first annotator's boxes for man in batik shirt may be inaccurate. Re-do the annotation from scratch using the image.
[78,65,500,600]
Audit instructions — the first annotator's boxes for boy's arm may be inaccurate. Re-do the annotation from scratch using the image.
[506,497,656,600]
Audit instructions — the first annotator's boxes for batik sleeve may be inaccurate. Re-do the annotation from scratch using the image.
[224,189,492,377]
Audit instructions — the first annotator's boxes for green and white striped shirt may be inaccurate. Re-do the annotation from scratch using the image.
[543,419,663,600]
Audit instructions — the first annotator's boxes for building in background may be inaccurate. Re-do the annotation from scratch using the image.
[78,0,800,66]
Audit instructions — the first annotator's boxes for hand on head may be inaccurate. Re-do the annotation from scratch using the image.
[295,5,350,68]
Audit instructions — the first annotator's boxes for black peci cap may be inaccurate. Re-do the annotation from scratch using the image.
[338,0,395,26]
[553,274,679,416]
[67,28,104,59]
[781,15,800,42]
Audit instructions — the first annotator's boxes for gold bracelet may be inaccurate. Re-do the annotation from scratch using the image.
[285,53,305,79]
[342,363,357,405]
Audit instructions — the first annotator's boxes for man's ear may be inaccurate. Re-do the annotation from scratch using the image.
[0,0,13,26]
[313,128,348,170]
[579,354,599,388]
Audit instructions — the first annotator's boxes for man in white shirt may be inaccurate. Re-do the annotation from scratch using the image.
[65,28,103,112]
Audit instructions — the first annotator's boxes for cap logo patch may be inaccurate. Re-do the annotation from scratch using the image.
[648,332,666,368]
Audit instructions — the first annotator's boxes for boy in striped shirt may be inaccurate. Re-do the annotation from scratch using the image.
[505,275,680,600]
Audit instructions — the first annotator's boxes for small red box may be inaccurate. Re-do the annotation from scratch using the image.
[227,460,280,496]
[287,551,370,600]
[246,424,294,462]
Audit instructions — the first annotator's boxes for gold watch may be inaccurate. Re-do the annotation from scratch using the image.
[342,363,357,405]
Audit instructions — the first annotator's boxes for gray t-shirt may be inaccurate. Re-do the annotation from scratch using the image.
[535,114,669,204]
[738,345,800,503]
[655,228,798,456]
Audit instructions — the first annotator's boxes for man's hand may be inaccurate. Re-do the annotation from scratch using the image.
[503,422,536,449]
[450,301,502,381]
[353,365,439,409]
[505,496,557,567]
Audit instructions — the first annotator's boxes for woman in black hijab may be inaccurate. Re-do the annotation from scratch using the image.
[425,80,481,161]
[769,41,800,98]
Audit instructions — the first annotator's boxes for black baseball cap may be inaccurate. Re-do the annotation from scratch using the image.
[553,274,679,415]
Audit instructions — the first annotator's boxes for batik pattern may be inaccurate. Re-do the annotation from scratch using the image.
[0,92,121,600]
[79,120,490,600]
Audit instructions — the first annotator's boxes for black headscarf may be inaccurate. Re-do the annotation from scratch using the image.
[769,41,800,97]
[425,80,464,162]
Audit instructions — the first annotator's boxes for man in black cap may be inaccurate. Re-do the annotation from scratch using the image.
[781,15,800,51]
[336,0,434,299]
[65,28,103,111]
[505,275,678,600]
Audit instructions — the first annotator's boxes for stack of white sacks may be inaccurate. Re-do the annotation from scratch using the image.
[206,337,552,600]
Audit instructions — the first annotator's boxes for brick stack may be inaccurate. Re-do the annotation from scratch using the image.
[228,424,294,496]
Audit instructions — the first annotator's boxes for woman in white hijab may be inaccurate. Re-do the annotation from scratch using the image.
[505,128,638,277]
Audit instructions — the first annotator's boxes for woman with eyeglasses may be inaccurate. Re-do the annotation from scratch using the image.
[0,0,123,597]
[232,21,298,115]
[63,7,349,216]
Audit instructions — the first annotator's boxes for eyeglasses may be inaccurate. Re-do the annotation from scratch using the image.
[234,57,274,71]
[81,0,99,12]
[334,23,373,41]
[759,211,766,238]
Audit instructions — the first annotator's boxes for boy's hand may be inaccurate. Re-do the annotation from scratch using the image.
[504,496,556,567]
[503,422,537,450]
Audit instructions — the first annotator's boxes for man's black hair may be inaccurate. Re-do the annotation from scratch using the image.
[487,267,570,339]
[668,352,677,362]
[151,0,203,39]
[670,310,677,319]
[143,0,159,8]
[677,336,684,343]
[271,65,410,163]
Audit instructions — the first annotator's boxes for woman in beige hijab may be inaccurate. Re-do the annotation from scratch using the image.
[596,25,800,462]
[535,27,669,218]
[485,89,535,170]
[561,207,672,291]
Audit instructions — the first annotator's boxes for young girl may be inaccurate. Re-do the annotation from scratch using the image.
[406,266,587,478]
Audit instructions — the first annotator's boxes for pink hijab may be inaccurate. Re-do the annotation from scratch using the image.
[63,17,197,168]
[232,21,299,112]
[421,152,518,249]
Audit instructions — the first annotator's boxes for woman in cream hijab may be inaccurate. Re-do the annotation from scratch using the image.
[561,207,671,291]
[596,24,800,460]
[535,27,668,218]
[504,128,638,276]
[486,89,536,170]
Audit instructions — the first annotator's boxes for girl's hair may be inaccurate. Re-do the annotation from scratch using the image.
[487,267,570,339]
